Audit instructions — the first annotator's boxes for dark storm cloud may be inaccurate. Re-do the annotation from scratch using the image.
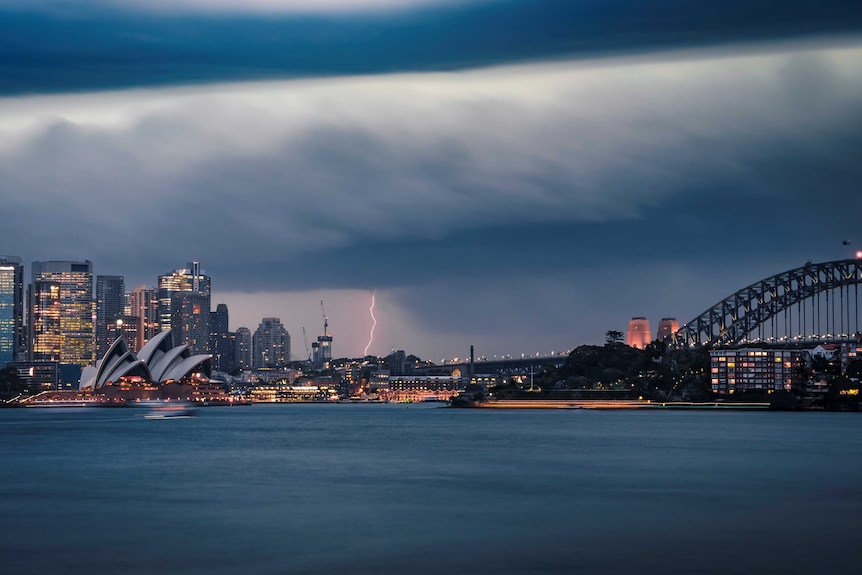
[2,44,861,295]
[1,0,861,95]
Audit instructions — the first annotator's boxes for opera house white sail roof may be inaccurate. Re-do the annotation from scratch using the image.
[80,330,212,390]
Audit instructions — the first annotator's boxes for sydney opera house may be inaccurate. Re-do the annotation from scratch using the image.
[24,330,229,405]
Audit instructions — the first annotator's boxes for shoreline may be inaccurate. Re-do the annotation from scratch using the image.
[469,399,771,410]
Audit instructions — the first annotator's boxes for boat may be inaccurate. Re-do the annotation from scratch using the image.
[140,400,196,419]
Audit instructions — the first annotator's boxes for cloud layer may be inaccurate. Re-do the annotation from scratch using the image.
[2,40,862,357]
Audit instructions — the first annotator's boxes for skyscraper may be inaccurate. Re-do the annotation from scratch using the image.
[253,318,290,369]
[157,262,211,354]
[0,256,24,367]
[30,261,95,367]
[95,275,125,358]
[626,316,652,349]
[209,303,233,373]
[128,285,159,352]
[235,327,252,371]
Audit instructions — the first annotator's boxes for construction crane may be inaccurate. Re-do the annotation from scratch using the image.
[302,327,310,363]
[320,299,328,337]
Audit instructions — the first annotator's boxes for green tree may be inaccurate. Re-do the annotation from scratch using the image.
[605,330,624,345]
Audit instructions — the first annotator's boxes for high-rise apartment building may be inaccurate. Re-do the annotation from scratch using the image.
[95,275,125,358]
[157,262,211,354]
[30,261,94,367]
[0,256,24,367]
[209,303,233,373]
[626,317,652,349]
[235,327,252,371]
[253,318,290,369]
[128,285,159,352]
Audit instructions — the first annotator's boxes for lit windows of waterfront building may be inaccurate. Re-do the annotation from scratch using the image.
[253,317,290,369]
[386,375,462,402]
[235,327,252,371]
[626,317,651,349]
[0,256,24,367]
[30,261,94,368]
[129,285,158,352]
[709,348,805,394]
[96,275,125,358]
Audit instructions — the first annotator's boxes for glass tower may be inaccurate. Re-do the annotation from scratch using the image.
[128,285,159,352]
[0,256,24,367]
[96,275,125,358]
[157,262,211,354]
[30,261,95,367]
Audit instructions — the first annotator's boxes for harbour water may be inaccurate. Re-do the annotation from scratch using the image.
[1,403,860,574]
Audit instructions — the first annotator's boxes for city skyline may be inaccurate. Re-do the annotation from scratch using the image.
[1,1,861,361]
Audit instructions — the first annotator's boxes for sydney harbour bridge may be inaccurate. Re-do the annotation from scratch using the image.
[449,258,862,375]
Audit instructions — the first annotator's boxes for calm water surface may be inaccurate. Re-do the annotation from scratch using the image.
[1,404,860,574]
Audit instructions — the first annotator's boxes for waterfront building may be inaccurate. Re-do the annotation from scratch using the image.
[79,329,212,390]
[0,256,24,367]
[30,261,95,368]
[626,317,652,349]
[128,285,159,352]
[656,318,679,341]
[253,317,290,369]
[5,361,59,393]
[96,275,125,358]
[235,327,252,371]
[209,303,233,373]
[158,262,211,354]
[386,375,462,402]
[709,348,805,394]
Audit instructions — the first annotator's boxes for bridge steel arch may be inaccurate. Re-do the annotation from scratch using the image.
[671,259,862,349]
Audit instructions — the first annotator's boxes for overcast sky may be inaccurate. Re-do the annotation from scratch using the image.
[1,0,861,362]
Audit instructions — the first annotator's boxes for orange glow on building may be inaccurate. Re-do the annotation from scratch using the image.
[627,317,651,349]
[656,317,680,341]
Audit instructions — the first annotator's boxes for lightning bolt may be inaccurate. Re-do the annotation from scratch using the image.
[364,290,377,356]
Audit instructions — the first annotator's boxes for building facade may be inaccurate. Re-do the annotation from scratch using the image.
[157,262,211,354]
[709,348,805,394]
[128,285,159,352]
[30,261,95,368]
[95,275,125,358]
[209,303,234,373]
[235,327,252,371]
[253,318,290,369]
[0,256,24,367]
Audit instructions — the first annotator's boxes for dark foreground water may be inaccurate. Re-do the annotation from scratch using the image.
[1,404,860,575]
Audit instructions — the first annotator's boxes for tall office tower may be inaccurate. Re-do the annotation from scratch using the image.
[316,333,332,368]
[209,303,233,373]
[106,315,140,353]
[128,285,159,352]
[235,327,252,370]
[157,262,211,352]
[626,316,652,349]
[656,318,680,342]
[29,281,61,361]
[30,261,95,367]
[0,256,24,367]
[252,318,290,369]
[95,275,125,358]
